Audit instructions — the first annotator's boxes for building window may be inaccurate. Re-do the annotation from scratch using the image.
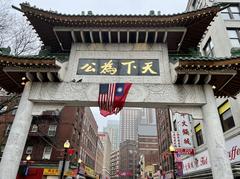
[194,123,204,146]
[203,38,214,57]
[5,124,11,136]
[218,101,235,132]
[221,5,240,20]
[1,145,5,153]
[31,124,38,132]
[26,146,33,154]
[0,106,8,113]
[227,29,240,48]
[42,146,52,160]
[48,125,57,136]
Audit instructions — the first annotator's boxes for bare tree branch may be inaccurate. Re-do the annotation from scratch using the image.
[0,0,41,55]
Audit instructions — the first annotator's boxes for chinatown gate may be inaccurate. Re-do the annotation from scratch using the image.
[0,3,239,179]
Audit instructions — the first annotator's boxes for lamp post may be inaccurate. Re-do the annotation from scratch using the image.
[169,144,176,179]
[25,155,31,176]
[60,140,70,179]
[77,158,82,179]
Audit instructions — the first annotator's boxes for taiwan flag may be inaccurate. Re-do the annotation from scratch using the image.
[98,83,132,117]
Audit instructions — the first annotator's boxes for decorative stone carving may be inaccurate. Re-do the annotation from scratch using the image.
[29,82,206,107]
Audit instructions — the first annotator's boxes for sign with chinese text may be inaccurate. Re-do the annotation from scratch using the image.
[176,162,183,176]
[43,168,59,176]
[183,150,210,174]
[43,168,76,176]
[175,148,195,155]
[175,152,182,163]
[77,59,160,76]
[171,131,181,148]
[174,113,194,149]
[85,166,96,178]
[117,171,133,176]
[183,134,240,174]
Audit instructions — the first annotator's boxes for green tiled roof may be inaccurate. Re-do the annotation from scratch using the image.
[0,53,58,60]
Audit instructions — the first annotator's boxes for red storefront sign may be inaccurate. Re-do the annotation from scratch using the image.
[175,148,195,155]
[176,162,183,176]
[117,171,133,176]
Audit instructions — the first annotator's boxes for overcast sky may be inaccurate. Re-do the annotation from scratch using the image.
[9,0,188,131]
[11,0,188,15]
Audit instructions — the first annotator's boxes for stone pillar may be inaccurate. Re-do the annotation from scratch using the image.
[0,82,33,179]
[202,85,233,179]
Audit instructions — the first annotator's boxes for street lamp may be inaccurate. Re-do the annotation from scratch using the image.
[169,144,176,179]
[60,140,70,179]
[25,155,31,176]
[77,158,82,179]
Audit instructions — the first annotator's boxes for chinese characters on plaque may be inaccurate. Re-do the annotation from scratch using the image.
[77,59,160,76]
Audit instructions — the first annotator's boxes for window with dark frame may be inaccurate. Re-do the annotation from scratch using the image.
[203,38,214,57]
[48,125,57,136]
[42,146,52,160]
[26,146,33,154]
[218,101,235,132]
[31,124,38,132]
[227,29,240,48]
[194,123,204,146]
[221,4,240,20]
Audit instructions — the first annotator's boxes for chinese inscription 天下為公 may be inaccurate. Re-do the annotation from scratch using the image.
[77,59,160,76]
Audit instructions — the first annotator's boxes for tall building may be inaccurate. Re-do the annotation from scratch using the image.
[138,135,159,178]
[139,108,156,125]
[138,108,157,136]
[119,140,138,179]
[95,138,104,179]
[120,108,157,143]
[138,108,159,178]
[119,108,141,143]
[110,150,120,179]
[80,107,98,179]
[155,108,172,178]
[103,120,120,151]
[98,132,112,179]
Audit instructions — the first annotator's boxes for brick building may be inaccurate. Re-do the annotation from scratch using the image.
[138,135,159,177]
[0,104,99,179]
[0,95,19,155]
[80,107,98,179]
[155,108,172,176]
[119,140,138,179]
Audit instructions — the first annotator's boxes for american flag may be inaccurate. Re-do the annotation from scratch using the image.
[98,83,116,114]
